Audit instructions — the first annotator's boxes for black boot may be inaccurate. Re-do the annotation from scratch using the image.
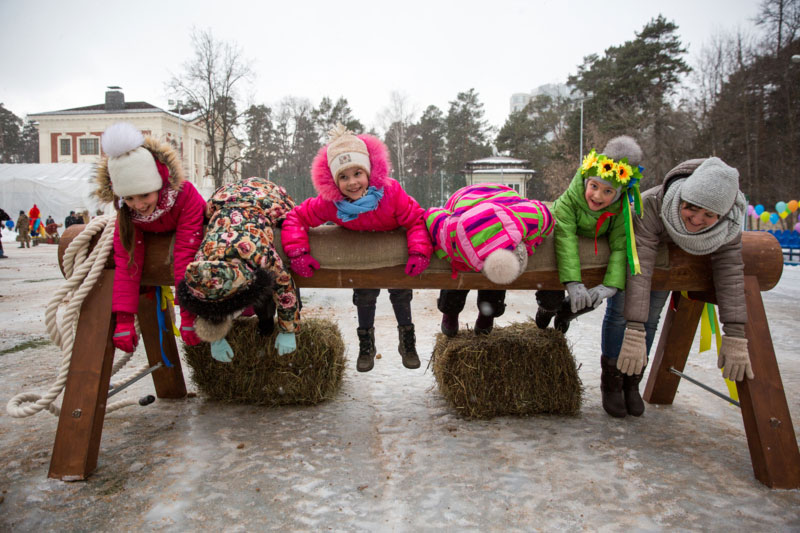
[356,327,376,372]
[552,313,570,333]
[623,371,645,416]
[600,356,627,418]
[535,308,554,329]
[441,314,459,337]
[474,313,493,335]
[397,324,421,369]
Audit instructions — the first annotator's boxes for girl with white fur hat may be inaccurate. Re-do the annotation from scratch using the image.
[93,122,207,353]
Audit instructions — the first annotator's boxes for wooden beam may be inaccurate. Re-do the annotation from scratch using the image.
[48,269,116,480]
[137,292,187,399]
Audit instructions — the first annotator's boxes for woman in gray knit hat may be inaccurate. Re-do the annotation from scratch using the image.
[599,156,751,418]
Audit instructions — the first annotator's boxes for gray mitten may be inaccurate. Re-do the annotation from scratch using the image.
[565,282,592,313]
[587,285,618,308]
[717,336,754,381]
[617,328,647,376]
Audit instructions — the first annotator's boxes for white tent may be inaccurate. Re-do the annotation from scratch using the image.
[0,163,107,226]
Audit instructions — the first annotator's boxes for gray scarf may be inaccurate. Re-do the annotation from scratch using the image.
[661,178,746,256]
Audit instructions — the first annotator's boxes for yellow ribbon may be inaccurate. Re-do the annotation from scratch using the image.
[680,293,739,402]
[160,286,181,337]
[626,201,642,275]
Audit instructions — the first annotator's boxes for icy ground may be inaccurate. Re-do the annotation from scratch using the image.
[1,239,799,531]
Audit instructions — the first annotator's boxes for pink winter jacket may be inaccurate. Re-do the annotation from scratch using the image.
[281,134,432,259]
[111,181,205,314]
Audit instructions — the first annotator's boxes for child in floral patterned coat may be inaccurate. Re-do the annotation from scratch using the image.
[93,122,206,353]
[281,124,433,373]
[177,177,301,362]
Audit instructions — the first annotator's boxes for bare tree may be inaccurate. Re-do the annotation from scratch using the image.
[756,0,800,56]
[169,28,252,189]
[378,91,417,187]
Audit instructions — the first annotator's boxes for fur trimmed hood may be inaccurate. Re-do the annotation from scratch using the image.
[92,135,186,204]
[310,134,391,202]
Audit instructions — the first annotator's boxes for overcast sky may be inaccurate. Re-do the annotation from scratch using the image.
[0,0,761,132]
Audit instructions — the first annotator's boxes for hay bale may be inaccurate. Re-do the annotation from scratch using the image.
[432,321,582,419]
[184,317,345,406]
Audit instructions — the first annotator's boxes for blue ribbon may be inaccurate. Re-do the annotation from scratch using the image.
[154,286,174,368]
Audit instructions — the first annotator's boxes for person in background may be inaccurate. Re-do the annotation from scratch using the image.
[16,210,31,248]
[65,211,78,228]
[0,208,10,258]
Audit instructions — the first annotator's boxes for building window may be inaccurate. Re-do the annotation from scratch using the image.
[60,138,71,156]
[510,183,520,193]
[79,138,99,155]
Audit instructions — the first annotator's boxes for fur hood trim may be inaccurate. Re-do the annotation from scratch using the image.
[92,135,186,204]
[310,134,391,202]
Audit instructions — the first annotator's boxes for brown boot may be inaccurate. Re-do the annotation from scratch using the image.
[356,328,376,372]
[623,371,645,416]
[397,324,421,369]
[600,356,627,418]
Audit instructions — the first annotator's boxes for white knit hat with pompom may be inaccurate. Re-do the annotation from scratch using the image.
[102,122,162,197]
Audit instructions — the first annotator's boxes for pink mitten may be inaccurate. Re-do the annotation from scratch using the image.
[113,312,139,353]
[290,253,320,278]
[179,310,202,346]
[405,254,430,277]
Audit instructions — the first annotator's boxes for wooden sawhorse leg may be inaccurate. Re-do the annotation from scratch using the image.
[49,269,116,480]
[644,282,800,488]
[137,291,186,399]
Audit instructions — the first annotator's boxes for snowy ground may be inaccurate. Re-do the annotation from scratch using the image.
[1,237,799,532]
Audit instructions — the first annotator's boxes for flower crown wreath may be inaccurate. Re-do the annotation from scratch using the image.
[580,149,645,276]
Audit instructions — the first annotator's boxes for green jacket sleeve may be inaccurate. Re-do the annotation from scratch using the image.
[602,208,628,290]
[553,197,582,284]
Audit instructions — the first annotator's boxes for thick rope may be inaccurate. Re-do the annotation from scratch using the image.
[6,215,152,418]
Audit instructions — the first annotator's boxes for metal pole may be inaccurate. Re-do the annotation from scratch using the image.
[579,99,584,161]
[668,367,740,408]
[108,362,163,399]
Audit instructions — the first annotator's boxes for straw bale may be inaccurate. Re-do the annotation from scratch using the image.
[432,321,582,419]
[184,317,345,405]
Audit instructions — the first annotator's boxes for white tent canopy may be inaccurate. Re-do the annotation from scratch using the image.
[0,163,107,225]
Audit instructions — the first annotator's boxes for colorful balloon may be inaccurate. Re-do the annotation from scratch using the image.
[4,220,12,230]
[747,205,755,216]
[760,212,770,223]
[780,211,789,219]
[789,200,799,213]
[795,222,800,233]
[776,201,787,213]
[769,213,779,224]
[755,204,765,215]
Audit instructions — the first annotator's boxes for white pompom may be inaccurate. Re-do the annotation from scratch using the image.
[194,317,233,343]
[482,248,522,285]
[101,122,144,158]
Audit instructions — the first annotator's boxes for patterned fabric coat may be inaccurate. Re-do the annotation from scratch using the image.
[181,177,300,334]
[425,183,554,275]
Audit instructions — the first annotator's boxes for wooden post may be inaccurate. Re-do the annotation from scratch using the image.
[48,269,116,480]
[137,292,187,399]
[643,293,705,404]
[737,275,800,488]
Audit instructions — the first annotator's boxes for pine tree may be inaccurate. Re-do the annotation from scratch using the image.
[444,89,492,190]
[0,104,23,163]
[242,104,275,179]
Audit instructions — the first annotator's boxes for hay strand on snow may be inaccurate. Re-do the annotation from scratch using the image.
[431,320,582,419]
[184,317,345,405]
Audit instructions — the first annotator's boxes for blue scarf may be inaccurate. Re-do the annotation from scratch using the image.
[335,186,384,222]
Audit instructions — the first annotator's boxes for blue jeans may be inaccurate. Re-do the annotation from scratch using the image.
[601,290,670,360]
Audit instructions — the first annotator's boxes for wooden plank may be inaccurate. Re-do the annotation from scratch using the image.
[137,292,187,399]
[643,293,705,405]
[48,269,116,480]
[737,276,800,488]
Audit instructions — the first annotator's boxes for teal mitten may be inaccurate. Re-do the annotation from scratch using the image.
[211,338,234,363]
[275,332,297,355]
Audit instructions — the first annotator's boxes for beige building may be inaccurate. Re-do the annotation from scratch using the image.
[463,156,535,195]
[28,88,239,198]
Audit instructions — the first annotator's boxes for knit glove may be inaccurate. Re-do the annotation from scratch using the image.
[275,332,297,355]
[617,327,647,376]
[112,312,139,353]
[717,336,754,381]
[587,285,618,308]
[179,310,202,346]
[565,282,592,313]
[210,338,234,363]
[405,254,430,277]
[290,253,320,278]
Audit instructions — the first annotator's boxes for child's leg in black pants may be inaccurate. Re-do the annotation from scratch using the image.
[389,289,420,369]
[352,288,379,372]
[437,289,469,337]
[535,289,566,330]
[475,289,506,334]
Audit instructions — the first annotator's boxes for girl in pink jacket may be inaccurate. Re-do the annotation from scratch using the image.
[281,124,433,373]
[93,122,206,353]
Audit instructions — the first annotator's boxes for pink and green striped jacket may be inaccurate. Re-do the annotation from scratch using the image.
[424,184,554,276]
